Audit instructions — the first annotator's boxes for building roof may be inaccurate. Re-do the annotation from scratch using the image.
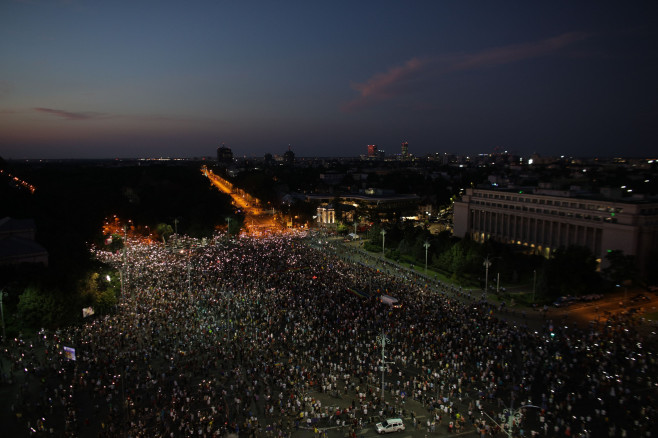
[0,217,36,234]
[305,193,420,203]
[0,235,48,261]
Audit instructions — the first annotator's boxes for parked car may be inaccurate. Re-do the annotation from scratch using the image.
[553,296,577,307]
[375,418,405,434]
[631,294,650,303]
[553,296,567,307]
[580,294,603,302]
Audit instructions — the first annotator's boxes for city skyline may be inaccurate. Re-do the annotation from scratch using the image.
[1,1,657,159]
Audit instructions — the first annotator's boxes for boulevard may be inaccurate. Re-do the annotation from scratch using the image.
[203,166,279,232]
[1,231,656,437]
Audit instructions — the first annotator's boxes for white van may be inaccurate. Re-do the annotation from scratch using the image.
[375,418,405,434]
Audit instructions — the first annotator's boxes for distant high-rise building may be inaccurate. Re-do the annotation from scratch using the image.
[367,144,377,157]
[401,141,409,157]
[283,146,295,164]
[216,143,233,165]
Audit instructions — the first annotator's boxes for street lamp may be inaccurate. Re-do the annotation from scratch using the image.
[483,256,492,296]
[376,331,392,400]
[532,269,537,303]
[423,241,430,274]
[186,245,195,295]
[122,225,128,296]
[188,251,192,294]
[381,229,386,257]
[0,289,7,342]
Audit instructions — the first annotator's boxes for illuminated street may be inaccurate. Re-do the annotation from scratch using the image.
[202,166,281,233]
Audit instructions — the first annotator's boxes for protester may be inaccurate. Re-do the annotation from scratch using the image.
[1,231,656,437]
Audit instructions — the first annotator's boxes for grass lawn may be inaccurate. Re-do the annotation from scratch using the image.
[642,311,658,322]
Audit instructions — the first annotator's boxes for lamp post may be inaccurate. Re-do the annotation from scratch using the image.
[376,331,392,400]
[122,225,128,296]
[119,270,124,299]
[381,229,386,257]
[483,256,492,296]
[423,241,430,274]
[187,249,192,294]
[532,269,537,303]
[0,289,7,342]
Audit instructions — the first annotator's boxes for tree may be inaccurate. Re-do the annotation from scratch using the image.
[156,223,174,243]
[367,224,382,243]
[226,214,245,235]
[96,288,118,314]
[78,271,119,315]
[539,245,600,299]
[105,233,124,253]
[602,250,637,286]
[17,285,68,330]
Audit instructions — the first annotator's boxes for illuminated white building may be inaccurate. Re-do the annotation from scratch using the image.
[317,204,336,225]
[453,188,658,276]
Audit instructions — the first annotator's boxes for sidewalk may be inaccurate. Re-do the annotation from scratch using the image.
[328,238,546,331]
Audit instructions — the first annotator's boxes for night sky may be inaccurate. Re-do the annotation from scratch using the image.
[1,1,656,159]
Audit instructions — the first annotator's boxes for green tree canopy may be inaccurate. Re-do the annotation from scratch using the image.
[539,245,600,299]
[156,223,174,243]
[602,250,637,286]
[18,285,68,330]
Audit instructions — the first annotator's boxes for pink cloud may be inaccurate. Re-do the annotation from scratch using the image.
[342,31,593,112]
[33,107,108,120]
[450,31,592,72]
[341,57,428,112]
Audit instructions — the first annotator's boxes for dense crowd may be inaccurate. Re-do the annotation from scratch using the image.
[1,232,657,437]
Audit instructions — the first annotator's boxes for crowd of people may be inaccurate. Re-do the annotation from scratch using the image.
[1,231,657,437]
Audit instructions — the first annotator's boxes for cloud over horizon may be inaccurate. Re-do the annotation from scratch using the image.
[342,31,594,112]
[33,107,109,121]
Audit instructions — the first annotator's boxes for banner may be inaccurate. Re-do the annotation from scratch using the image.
[63,346,76,361]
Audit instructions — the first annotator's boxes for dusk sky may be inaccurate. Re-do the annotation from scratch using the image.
[1,1,656,159]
